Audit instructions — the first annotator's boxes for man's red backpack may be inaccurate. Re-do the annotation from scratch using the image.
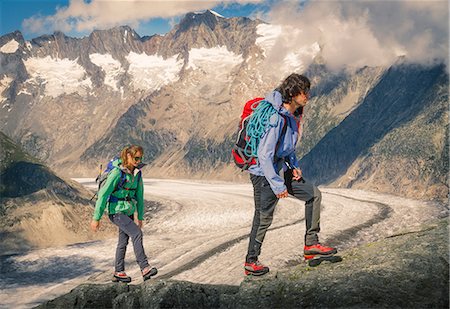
[231,98,287,170]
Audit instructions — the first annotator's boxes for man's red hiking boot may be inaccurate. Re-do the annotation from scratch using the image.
[113,272,132,283]
[304,243,337,258]
[244,260,269,276]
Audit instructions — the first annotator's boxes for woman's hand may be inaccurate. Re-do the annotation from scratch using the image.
[90,220,100,232]
[137,220,143,229]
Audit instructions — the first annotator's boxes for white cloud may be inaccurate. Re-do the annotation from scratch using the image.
[261,0,448,73]
[22,0,261,35]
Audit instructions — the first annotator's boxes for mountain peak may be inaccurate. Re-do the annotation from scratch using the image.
[177,9,225,33]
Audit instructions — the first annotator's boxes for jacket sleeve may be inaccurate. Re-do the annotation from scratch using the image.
[136,172,145,220]
[287,152,299,169]
[286,116,300,169]
[92,168,120,221]
[257,114,287,195]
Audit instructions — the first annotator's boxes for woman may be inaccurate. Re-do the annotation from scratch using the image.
[91,145,157,282]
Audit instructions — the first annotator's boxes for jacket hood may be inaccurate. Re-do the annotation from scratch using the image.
[265,90,292,116]
[264,90,283,110]
[112,158,121,168]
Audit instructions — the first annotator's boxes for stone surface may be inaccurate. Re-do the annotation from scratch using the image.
[37,219,449,308]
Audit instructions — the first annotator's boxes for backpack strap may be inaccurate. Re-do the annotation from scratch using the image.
[116,170,127,191]
[108,170,142,203]
[108,170,127,203]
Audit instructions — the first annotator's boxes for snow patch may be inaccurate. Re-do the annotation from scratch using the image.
[187,46,243,79]
[126,52,183,92]
[18,88,32,96]
[256,24,282,56]
[24,56,92,98]
[26,41,32,50]
[0,39,19,54]
[0,76,13,104]
[209,10,224,18]
[89,53,124,91]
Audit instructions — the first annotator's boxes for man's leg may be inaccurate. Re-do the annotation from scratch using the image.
[245,175,278,275]
[284,170,320,245]
[285,170,336,255]
[246,174,264,262]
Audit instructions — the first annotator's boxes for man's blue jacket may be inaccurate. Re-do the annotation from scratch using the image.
[248,90,301,195]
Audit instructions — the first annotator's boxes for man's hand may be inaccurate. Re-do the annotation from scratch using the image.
[137,220,143,229]
[292,168,303,181]
[90,220,100,232]
[276,189,289,199]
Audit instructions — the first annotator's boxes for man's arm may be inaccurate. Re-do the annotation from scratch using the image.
[257,114,287,196]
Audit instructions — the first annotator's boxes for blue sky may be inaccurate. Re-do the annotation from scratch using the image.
[0,0,271,39]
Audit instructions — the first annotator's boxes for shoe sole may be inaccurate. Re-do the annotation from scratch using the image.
[304,254,343,267]
[244,269,269,276]
[112,276,132,283]
[304,248,338,256]
[143,267,158,281]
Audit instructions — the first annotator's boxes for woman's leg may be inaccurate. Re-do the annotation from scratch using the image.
[109,213,150,270]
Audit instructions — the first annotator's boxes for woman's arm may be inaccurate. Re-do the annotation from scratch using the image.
[92,168,121,221]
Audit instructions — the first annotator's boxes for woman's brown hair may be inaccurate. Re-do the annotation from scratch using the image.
[120,145,144,167]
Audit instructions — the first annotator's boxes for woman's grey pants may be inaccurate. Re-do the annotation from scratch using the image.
[109,213,149,272]
[246,170,322,262]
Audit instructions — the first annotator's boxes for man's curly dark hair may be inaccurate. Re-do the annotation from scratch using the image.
[275,73,310,103]
[275,73,310,117]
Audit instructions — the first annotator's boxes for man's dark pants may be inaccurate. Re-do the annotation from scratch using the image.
[109,213,149,272]
[246,169,321,262]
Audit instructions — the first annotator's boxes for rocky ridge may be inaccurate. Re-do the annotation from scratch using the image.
[38,218,449,308]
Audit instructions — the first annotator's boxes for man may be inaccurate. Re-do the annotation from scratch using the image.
[244,73,336,276]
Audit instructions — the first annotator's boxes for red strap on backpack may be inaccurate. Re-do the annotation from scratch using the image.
[239,97,264,128]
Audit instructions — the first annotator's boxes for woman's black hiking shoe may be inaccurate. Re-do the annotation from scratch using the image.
[142,266,158,281]
[112,272,132,283]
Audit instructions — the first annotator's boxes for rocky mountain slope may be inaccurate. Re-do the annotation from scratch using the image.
[301,62,449,200]
[0,10,448,200]
[38,218,449,308]
[0,132,114,254]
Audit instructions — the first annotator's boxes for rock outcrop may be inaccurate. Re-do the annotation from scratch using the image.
[0,132,114,254]
[38,219,449,308]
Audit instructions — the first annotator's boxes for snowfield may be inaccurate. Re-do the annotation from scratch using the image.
[89,53,125,91]
[23,56,93,98]
[126,52,183,92]
[0,179,446,308]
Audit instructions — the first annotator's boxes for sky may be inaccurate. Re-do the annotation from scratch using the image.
[0,0,448,70]
[0,0,271,39]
